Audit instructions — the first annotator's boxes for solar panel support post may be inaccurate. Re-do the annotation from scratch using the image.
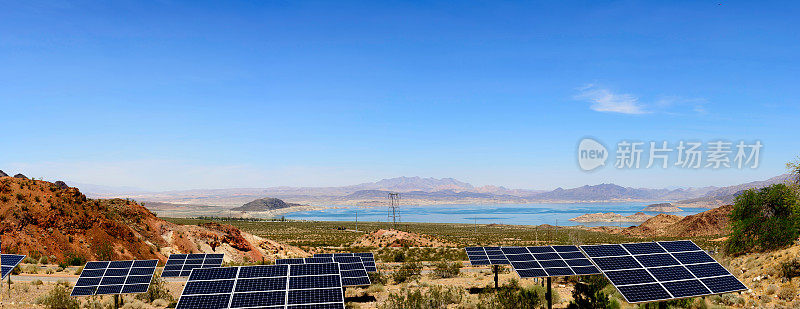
[493,265,499,289]
[546,277,552,309]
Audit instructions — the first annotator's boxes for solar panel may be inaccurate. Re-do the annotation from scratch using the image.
[71,259,158,296]
[176,263,345,309]
[501,246,601,278]
[1,254,26,279]
[276,257,334,265]
[464,247,509,266]
[162,253,225,277]
[332,256,371,286]
[313,253,378,273]
[278,256,371,287]
[579,241,747,303]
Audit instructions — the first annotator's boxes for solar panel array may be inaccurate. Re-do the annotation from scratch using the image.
[464,247,510,266]
[501,245,601,278]
[163,253,225,277]
[276,257,334,265]
[1,254,26,279]
[176,263,345,309]
[314,253,378,273]
[579,240,748,303]
[71,260,158,296]
[277,256,371,286]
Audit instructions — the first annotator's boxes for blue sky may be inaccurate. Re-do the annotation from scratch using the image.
[1,1,798,191]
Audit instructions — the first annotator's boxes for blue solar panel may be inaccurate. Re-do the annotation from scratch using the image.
[163,253,226,277]
[581,244,627,257]
[183,280,235,295]
[616,283,672,303]
[543,267,574,276]
[465,247,507,265]
[572,266,601,275]
[634,253,680,268]
[71,259,157,296]
[501,246,600,278]
[686,262,730,278]
[648,266,695,282]
[672,251,715,264]
[605,269,655,286]
[176,263,345,309]
[593,256,641,271]
[580,240,747,304]
[527,246,555,253]
[1,254,26,279]
[279,255,370,287]
[276,258,305,265]
[659,240,702,253]
[701,275,748,293]
[621,242,666,255]
[662,279,711,298]
[235,277,287,292]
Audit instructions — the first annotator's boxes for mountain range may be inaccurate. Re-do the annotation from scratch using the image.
[76,174,794,208]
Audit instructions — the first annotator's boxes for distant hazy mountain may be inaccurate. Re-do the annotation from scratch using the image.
[342,189,527,203]
[348,176,473,192]
[676,174,792,208]
[81,175,779,207]
[528,184,715,202]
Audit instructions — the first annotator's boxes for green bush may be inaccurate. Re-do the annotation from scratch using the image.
[431,261,461,279]
[391,262,422,284]
[36,284,80,309]
[136,274,175,303]
[479,279,547,309]
[368,271,388,285]
[781,259,800,279]
[568,275,618,309]
[59,253,86,268]
[725,184,800,255]
[380,285,464,309]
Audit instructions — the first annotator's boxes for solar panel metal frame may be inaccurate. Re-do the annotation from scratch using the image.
[1,254,27,279]
[70,259,158,296]
[501,245,601,278]
[162,253,225,278]
[175,263,345,309]
[579,240,748,304]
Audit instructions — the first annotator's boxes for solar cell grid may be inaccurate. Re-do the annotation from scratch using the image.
[499,246,600,279]
[162,253,226,278]
[176,263,345,309]
[1,254,26,279]
[71,259,157,296]
[579,241,747,304]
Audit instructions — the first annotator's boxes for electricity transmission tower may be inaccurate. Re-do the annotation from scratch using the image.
[388,192,400,229]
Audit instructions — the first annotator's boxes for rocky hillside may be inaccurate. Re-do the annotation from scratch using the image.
[623,205,733,237]
[231,197,304,212]
[0,175,304,263]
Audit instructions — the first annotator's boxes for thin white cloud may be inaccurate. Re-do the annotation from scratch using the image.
[576,85,708,115]
[575,85,647,114]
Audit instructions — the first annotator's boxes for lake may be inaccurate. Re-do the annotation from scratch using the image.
[283,202,708,227]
